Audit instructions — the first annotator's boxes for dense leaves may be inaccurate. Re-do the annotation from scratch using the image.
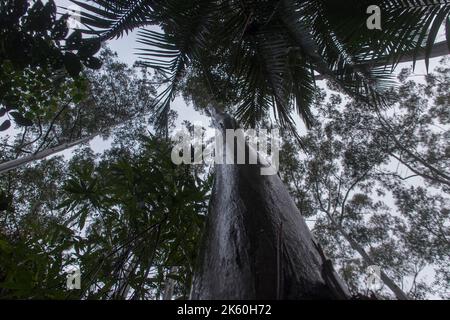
[0,134,210,299]
[73,0,450,134]
[0,48,156,171]
[0,0,102,130]
[279,58,450,299]
[1,0,449,301]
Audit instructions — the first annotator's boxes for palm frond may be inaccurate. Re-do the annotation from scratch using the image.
[69,0,156,39]
[72,0,450,138]
[136,1,217,133]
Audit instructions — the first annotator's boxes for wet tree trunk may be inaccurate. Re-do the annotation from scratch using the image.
[190,108,350,299]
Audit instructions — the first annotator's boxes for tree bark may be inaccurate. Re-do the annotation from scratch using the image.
[190,108,350,299]
[0,134,97,174]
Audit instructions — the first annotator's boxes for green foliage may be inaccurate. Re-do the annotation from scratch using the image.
[0,134,210,299]
[73,0,450,135]
[0,156,77,299]
[0,0,102,131]
[0,220,76,299]
[0,48,156,166]
[1,0,450,301]
[279,58,450,299]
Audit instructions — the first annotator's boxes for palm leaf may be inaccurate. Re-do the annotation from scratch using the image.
[69,0,156,39]
[71,0,450,138]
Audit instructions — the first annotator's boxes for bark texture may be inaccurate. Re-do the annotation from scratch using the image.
[190,109,350,299]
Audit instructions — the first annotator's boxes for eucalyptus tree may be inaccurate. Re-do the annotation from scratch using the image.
[0,0,101,173]
[279,58,450,299]
[0,48,157,174]
[70,0,450,299]
[0,0,103,131]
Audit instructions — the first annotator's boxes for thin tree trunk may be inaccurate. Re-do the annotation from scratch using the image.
[190,108,350,299]
[163,267,177,300]
[0,134,97,174]
[374,111,450,186]
[329,216,409,300]
[111,249,137,300]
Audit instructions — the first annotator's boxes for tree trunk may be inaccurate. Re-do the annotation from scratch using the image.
[330,217,409,300]
[163,267,177,300]
[190,108,350,299]
[0,134,97,174]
